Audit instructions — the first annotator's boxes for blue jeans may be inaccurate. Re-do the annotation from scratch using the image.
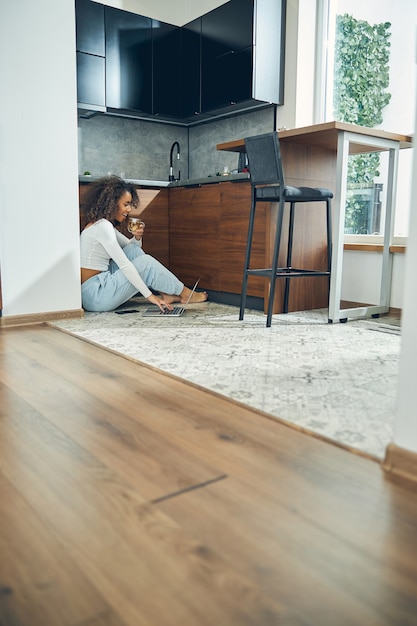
[81,243,184,312]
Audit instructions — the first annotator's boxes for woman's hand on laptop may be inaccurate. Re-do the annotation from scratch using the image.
[147,294,173,312]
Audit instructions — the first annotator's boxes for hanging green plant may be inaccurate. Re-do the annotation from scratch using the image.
[333,14,392,233]
[334,14,391,126]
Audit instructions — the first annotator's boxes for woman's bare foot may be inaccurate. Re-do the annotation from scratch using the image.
[180,287,208,304]
[159,293,181,304]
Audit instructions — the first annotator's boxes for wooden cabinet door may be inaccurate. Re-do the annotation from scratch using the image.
[219,182,267,298]
[169,186,221,290]
[169,182,267,298]
[128,188,169,268]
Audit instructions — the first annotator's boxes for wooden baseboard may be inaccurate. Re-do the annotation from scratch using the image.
[389,307,402,319]
[344,243,406,254]
[382,443,417,483]
[0,309,84,327]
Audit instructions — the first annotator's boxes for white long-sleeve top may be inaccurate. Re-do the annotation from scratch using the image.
[80,219,152,298]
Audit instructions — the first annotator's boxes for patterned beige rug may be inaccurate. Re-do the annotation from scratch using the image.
[52,301,401,459]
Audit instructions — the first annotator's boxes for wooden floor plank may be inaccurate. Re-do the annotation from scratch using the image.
[0,328,223,500]
[0,472,124,626]
[3,324,382,510]
[1,324,417,626]
[159,474,417,626]
[0,392,289,625]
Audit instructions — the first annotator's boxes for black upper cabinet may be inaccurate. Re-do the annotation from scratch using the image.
[201,0,285,114]
[202,0,253,111]
[105,7,152,113]
[76,52,105,108]
[75,0,105,56]
[202,0,253,59]
[180,18,202,118]
[75,0,105,109]
[152,21,181,117]
[75,0,286,122]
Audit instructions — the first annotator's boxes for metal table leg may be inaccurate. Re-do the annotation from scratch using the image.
[328,130,400,323]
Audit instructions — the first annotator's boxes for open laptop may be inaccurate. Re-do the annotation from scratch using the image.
[142,279,200,317]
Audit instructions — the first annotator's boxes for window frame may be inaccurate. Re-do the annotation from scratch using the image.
[314,0,411,246]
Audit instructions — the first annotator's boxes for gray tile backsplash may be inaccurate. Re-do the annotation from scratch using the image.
[77,107,275,182]
[78,115,188,181]
[188,107,275,178]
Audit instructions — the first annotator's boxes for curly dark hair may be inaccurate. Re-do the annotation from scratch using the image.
[82,175,140,225]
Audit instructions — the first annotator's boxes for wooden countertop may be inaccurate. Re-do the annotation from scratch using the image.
[217,121,413,154]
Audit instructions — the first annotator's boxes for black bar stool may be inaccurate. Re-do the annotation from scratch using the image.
[239,132,333,327]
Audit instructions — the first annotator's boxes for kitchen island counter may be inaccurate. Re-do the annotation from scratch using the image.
[217,121,413,320]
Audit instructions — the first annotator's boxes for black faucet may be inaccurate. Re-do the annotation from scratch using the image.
[169,141,180,181]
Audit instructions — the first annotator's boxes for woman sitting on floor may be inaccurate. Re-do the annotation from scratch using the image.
[80,175,208,313]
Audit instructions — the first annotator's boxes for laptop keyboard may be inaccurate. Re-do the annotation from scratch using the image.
[142,306,185,316]
[162,307,184,315]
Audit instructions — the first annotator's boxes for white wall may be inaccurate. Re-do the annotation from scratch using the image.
[0,0,81,317]
[393,51,417,454]
[274,0,301,131]
[341,251,405,309]
[294,0,316,128]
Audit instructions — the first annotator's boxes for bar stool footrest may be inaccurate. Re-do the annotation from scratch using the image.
[245,268,330,278]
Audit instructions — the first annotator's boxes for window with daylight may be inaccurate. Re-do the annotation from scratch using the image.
[319,0,416,241]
